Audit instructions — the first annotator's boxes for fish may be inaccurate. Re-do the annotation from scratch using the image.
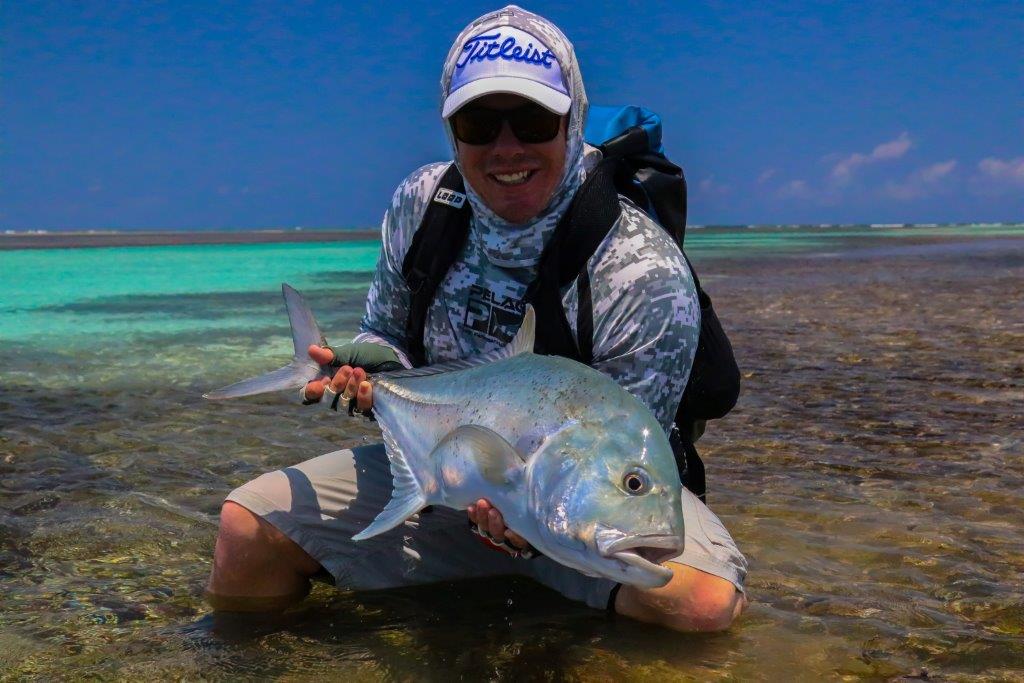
[206,284,685,588]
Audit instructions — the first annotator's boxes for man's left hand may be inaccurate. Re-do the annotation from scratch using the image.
[467,499,529,551]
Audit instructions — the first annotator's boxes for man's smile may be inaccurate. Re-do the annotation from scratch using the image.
[489,169,538,186]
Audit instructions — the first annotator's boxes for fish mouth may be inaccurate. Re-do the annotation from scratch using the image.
[595,527,683,585]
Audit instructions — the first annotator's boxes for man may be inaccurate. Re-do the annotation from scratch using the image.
[207,5,747,632]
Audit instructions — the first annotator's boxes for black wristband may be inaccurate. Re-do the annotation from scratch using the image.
[607,583,623,614]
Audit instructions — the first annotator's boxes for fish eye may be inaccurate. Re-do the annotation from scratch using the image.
[622,468,651,495]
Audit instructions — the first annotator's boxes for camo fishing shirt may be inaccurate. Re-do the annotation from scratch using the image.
[352,5,700,433]
[353,159,700,433]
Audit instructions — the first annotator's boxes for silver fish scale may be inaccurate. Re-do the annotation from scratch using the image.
[372,353,657,457]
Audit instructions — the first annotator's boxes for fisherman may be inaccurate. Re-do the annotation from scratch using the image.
[207,5,748,632]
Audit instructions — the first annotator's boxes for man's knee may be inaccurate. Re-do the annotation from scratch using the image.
[616,563,746,632]
[208,501,321,603]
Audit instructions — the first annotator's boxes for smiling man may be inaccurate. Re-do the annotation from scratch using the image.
[207,5,747,632]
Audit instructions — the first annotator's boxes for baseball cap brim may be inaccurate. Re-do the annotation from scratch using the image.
[442,76,572,119]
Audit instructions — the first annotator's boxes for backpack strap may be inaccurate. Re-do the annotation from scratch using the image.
[527,157,622,362]
[401,163,471,367]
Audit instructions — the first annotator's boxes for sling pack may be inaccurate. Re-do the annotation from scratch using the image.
[400,106,740,502]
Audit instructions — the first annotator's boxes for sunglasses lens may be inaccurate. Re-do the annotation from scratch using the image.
[450,103,563,145]
[451,108,502,145]
[508,104,562,143]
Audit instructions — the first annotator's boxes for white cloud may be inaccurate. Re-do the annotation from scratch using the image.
[829,132,912,182]
[883,160,957,200]
[698,176,730,196]
[757,168,777,184]
[976,156,1024,187]
[777,179,812,199]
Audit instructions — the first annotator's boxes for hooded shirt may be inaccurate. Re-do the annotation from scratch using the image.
[439,5,589,269]
[356,6,700,432]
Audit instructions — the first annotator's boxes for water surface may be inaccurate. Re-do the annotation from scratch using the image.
[1,224,1022,680]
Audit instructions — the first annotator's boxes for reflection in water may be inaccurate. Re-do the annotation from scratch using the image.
[1,227,1022,679]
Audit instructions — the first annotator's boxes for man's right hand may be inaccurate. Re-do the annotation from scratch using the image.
[301,342,404,411]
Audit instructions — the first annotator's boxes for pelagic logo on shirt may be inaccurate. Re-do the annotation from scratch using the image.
[462,285,524,345]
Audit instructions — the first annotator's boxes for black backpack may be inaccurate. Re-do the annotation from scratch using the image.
[400,110,739,503]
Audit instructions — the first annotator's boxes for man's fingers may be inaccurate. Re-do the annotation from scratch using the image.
[475,499,492,534]
[468,499,527,551]
[307,344,335,366]
[505,529,527,549]
[345,367,366,401]
[303,380,325,402]
[487,508,507,543]
[356,381,373,411]
[330,366,353,394]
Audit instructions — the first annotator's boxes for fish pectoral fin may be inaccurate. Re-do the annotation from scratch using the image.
[353,419,428,541]
[351,451,427,541]
[351,486,426,541]
[433,425,525,489]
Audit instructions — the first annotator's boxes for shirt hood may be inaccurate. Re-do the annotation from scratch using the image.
[440,5,589,267]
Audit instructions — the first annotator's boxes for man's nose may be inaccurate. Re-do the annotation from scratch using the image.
[489,120,526,155]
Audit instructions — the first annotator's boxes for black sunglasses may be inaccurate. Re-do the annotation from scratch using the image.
[450,102,564,145]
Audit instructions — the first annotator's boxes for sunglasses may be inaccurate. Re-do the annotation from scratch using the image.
[450,102,564,145]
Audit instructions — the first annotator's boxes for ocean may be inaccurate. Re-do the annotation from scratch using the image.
[1,224,1022,679]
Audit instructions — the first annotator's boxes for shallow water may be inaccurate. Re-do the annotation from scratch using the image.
[1,225,1022,680]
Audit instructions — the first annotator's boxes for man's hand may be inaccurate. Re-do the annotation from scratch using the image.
[303,349,374,412]
[300,342,402,412]
[467,499,529,551]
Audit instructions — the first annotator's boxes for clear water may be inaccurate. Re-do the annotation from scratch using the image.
[1,224,1022,680]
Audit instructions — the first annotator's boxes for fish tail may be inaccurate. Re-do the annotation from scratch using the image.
[204,283,324,400]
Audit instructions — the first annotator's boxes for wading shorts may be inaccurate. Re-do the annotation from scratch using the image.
[227,444,747,611]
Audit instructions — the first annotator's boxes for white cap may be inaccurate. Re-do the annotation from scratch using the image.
[442,26,571,118]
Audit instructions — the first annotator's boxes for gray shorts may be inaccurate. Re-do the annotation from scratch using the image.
[227,444,747,611]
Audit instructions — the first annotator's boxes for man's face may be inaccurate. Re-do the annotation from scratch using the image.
[454,93,567,225]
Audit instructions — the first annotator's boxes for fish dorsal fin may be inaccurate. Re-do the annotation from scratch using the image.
[508,304,536,356]
[373,306,536,381]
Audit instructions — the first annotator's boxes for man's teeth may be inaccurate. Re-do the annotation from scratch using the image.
[493,170,531,185]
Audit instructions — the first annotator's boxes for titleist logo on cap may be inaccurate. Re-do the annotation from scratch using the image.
[443,25,569,118]
[456,32,556,70]
[449,26,566,94]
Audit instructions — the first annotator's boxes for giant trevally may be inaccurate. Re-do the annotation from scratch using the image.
[206,284,685,588]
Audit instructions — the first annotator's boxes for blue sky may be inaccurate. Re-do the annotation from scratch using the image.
[2,1,1021,229]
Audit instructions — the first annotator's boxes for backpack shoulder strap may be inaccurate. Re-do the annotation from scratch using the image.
[528,157,622,363]
[401,163,471,367]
